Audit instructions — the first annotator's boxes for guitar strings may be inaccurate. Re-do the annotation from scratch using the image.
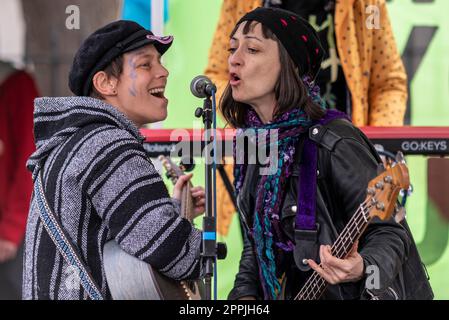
[294,199,374,300]
[296,200,374,300]
[295,201,372,300]
[296,201,372,300]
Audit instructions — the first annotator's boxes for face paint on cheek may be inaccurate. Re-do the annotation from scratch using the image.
[128,58,138,97]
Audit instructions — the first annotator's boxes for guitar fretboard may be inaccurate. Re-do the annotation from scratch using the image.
[294,200,374,300]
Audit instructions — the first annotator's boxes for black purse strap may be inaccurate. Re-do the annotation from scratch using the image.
[34,171,104,300]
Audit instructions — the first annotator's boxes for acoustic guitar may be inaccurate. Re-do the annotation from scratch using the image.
[103,155,203,300]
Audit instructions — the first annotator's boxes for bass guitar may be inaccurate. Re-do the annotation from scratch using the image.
[295,159,410,300]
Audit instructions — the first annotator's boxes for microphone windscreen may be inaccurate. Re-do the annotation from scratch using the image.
[190,75,212,98]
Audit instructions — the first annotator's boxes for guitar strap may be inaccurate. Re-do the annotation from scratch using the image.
[34,170,104,300]
[293,110,349,272]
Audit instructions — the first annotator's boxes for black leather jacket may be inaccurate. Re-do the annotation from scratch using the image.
[228,119,411,300]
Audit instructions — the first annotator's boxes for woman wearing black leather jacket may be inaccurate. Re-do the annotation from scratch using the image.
[220,7,412,300]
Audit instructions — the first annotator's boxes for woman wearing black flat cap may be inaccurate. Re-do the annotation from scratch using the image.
[223,7,416,300]
[23,20,206,300]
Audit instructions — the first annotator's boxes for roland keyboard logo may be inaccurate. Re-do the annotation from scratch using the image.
[144,143,176,153]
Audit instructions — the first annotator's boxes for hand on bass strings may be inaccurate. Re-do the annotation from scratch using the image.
[307,241,364,285]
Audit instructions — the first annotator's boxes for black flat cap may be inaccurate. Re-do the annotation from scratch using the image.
[69,20,173,96]
[237,7,324,80]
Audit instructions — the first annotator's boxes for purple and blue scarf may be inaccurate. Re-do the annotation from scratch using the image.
[233,77,347,299]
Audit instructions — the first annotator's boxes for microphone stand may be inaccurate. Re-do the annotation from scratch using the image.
[194,92,226,300]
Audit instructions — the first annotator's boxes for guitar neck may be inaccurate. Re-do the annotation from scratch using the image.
[295,201,373,300]
[180,182,195,222]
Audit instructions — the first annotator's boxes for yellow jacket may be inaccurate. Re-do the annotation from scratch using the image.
[205,0,408,126]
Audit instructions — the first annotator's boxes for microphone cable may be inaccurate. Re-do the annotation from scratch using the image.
[212,88,218,300]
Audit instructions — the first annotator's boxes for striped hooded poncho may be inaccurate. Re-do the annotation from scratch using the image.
[23,96,203,300]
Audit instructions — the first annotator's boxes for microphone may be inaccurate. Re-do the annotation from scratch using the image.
[190,75,217,98]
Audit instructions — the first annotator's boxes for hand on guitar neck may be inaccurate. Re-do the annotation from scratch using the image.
[306,241,364,285]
